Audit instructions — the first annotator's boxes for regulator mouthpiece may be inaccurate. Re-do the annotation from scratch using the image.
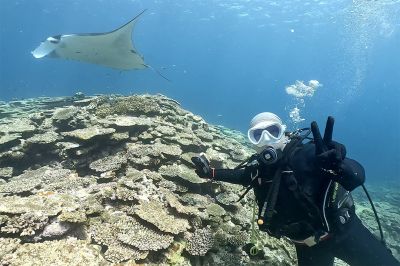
[259,147,278,165]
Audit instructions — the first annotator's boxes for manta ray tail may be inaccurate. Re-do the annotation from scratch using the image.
[144,64,171,82]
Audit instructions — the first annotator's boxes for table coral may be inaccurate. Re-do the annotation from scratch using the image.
[135,200,190,234]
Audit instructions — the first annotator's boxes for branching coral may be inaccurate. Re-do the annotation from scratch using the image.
[1,212,49,236]
[185,227,214,256]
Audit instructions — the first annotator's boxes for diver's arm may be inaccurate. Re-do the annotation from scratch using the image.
[211,168,252,186]
[191,153,252,186]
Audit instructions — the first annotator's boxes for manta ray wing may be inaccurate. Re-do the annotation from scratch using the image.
[32,10,147,70]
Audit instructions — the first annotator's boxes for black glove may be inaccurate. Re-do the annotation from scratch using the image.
[311,116,346,172]
[191,153,212,178]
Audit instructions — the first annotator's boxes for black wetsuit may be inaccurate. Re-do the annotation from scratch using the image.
[211,142,399,266]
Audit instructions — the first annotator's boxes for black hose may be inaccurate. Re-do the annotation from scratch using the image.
[265,166,283,220]
[361,184,385,245]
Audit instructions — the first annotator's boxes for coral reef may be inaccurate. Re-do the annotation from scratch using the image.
[352,182,400,261]
[2,238,107,265]
[7,93,392,265]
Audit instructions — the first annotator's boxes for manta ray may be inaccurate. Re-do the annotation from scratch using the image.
[32,10,149,71]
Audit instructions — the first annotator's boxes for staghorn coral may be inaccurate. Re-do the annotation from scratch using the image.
[185,227,214,256]
[135,200,190,235]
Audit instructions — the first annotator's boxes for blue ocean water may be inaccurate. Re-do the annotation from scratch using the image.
[0,0,399,182]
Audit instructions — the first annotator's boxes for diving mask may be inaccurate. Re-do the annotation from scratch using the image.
[248,121,286,147]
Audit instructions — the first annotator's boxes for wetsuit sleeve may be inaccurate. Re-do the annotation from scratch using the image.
[335,158,365,191]
[212,168,252,187]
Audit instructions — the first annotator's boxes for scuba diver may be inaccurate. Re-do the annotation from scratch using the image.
[191,112,399,266]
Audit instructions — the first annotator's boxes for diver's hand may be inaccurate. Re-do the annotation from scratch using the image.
[311,116,347,171]
[191,153,212,178]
